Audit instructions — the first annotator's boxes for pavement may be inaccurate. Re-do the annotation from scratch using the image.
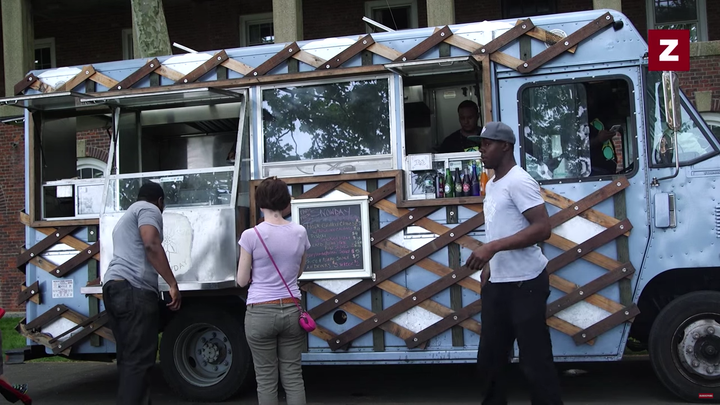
[1,355,689,404]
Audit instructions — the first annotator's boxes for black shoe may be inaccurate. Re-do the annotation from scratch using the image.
[11,384,27,395]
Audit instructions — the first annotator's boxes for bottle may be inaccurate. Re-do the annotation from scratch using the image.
[436,171,444,198]
[454,168,463,197]
[444,169,453,198]
[471,161,480,196]
[480,170,489,197]
[462,168,470,197]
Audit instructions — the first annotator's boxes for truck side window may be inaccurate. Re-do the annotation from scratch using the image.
[645,70,718,167]
[520,79,634,182]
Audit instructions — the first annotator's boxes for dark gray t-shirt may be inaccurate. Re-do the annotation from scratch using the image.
[104,201,164,294]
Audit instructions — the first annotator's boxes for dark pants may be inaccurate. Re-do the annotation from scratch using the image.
[103,280,160,405]
[477,269,563,405]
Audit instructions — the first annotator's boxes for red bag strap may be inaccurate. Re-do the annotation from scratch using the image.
[253,226,304,313]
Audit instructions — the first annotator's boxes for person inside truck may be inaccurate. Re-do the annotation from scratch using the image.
[587,85,623,176]
[0,308,31,405]
[434,100,482,153]
[465,121,564,405]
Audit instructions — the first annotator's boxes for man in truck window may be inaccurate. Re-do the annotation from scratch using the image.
[434,100,482,153]
[103,182,182,405]
[466,121,563,405]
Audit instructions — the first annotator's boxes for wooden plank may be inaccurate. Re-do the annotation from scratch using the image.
[443,34,481,53]
[29,256,56,274]
[394,26,454,62]
[29,79,55,93]
[550,275,624,314]
[16,281,41,306]
[549,177,630,228]
[547,219,632,274]
[573,304,640,345]
[367,179,385,352]
[279,181,343,218]
[88,226,100,347]
[57,65,95,92]
[292,50,327,69]
[17,226,78,267]
[489,52,524,71]
[52,313,112,353]
[547,317,594,345]
[375,280,482,335]
[328,263,479,350]
[523,25,577,54]
[370,206,438,246]
[59,310,114,342]
[247,42,300,77]
[179,50,229,84]
[406,299,482,348]
[15,73,39,95]
[542,188,627,234]
[154,64,185,81]
[255,170,400,186]
[114,58,161,90]
[473,18,535,55]
[19,213,100,260]
[546,233,621,271]
[26,305,68,330]
[546,263,634,317]
[89,71,119,89]
[307,213,486,320]
[614,190,633,305]
[319,35,375,70]
[519,12,614,73]
[221,58,254,75]
[303,282,416,341]
[367,179,397,205]
[30,218,99,228]
[396,195,484,208]
[367,42,402,61]
[446,205,464,347]
[481,55,492,124]
[53,242,100,278]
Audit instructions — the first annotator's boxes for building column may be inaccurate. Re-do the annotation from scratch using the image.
[2,0,34,116]
[272,0,303,44]
[427,0,455,27]
[593,0,622,12]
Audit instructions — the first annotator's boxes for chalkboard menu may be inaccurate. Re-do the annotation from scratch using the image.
[292,196,372,280]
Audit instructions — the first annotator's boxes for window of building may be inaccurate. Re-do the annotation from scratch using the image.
[122,28,134,60]
[365,0,418,32]
[240,13,274,47]
[503,0,556,19]
[520,78,635,182]
[34,38,56,70]
[644,70,718,167]
[701,112,720,140]
[647,0,708,42]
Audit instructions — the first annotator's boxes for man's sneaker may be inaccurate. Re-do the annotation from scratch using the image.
[11,384,27,395]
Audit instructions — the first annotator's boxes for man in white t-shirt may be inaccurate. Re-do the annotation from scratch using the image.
[466,121,563,405]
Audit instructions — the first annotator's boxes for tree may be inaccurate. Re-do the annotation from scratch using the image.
[130,0,172,58]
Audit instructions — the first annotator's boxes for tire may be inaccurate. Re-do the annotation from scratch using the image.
[160,305,253,402]
[649,291,720,403]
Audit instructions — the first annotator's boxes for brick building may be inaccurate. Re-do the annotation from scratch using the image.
[0,0,718,310]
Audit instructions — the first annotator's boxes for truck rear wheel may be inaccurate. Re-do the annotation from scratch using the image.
[160,306,253,402]
[649,291,720,403]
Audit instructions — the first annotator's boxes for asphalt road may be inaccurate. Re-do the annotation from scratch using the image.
[3,356,688,404]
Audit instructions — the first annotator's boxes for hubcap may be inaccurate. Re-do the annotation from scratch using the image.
[173,324,233,387]
[678,319,720,379]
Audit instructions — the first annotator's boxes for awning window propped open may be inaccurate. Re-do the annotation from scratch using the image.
[0,91,88,111]
[385,56,481,77]
[79,87,244,109]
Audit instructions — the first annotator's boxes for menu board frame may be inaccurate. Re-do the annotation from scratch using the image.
[291,195,372,280]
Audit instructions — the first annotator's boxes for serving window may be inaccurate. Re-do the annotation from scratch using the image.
[258,75,396,178]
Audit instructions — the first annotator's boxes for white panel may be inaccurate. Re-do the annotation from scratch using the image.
[301,38,356,61]
[38,67,82,88]
[42,317,78,342]
[552,216,606,244]
[315,279,363,294]
[555,300,611,329]
[453,22,514,46]
[390,306,443,333]
[162,53,214,75]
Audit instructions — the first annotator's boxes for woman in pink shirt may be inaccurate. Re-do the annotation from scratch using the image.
[236,177,311,405]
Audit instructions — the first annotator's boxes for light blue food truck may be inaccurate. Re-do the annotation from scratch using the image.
[3,8,719,403]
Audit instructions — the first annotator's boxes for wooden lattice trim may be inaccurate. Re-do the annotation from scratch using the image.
[473,18,536,56]
[573,304,640,345]
[518,12,614,73]
[549,177,629,228]
[57,65,96,92]
[22,304,114,355]
[17,226,78,267]
[546,219,632,274]
[394,26,453,63]
[406,299,482,348]
[543,188,629,235]
[319,34,375,70]
[248,42,300,77]
[292,50,327,68]
[16,281,41,306]
[154,64,185,81]
[19,212,101,259]
[179,50,229,84]
[115,58,161,90]
[221,58,254,75]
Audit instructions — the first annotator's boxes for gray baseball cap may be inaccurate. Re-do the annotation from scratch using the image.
[480,121,516,144]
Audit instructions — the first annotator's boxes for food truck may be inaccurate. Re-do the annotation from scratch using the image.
[3,8,720,403]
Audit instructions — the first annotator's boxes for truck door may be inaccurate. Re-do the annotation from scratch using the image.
[497,67,650,359]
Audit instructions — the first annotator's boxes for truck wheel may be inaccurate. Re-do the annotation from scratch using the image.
[649,291,720,403]
[160,306,253,402]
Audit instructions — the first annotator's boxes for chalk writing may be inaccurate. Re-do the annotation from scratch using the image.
[298,204,364,272]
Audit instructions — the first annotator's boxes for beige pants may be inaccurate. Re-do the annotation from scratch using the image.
[245,303,307,405]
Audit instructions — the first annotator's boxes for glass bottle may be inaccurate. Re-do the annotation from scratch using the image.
[444,168,453,198]
[454,168,462,197]
[471,161,480,196]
